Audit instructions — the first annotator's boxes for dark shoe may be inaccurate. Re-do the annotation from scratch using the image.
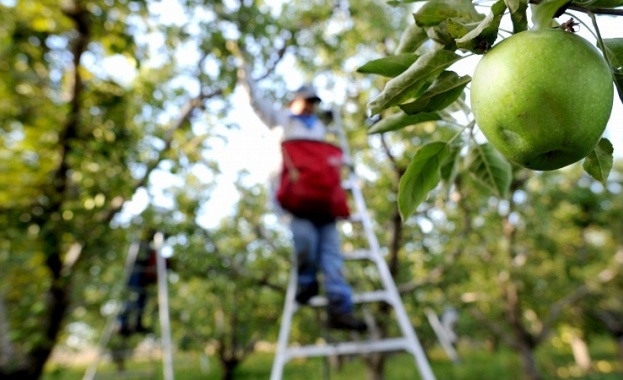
[328,312,368,332]
[135,323,152,334]
[295,282,319,304]
[118,324,133,337]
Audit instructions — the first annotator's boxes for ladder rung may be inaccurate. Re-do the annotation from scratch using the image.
[347,213,363,223]
[284,337,411,360]
[343,250,372,260]
[306,290,390,307]
[342,158,355,168]
[353,290,391,304]
[93,370,156,379]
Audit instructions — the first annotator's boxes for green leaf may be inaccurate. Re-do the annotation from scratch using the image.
[368,112,441,134]
[440,143,462,189]
[413,0,456,27]
[399,71,471,114]
[602,39,623,102]
[531,0,571,30]
[613,71,623,105]
[508,0,529,33]
[465,143,512,198]
[505,0,522,13]
[356,53,420,78]
[395,23,429,54]
[426,22,460,49]
[368,49,463,115]
[414,0,482,27]
[583,138,613,185]
[453,0,507,54]
[398,141,449,220]
[603,38,623,70]
[446,19,474,41]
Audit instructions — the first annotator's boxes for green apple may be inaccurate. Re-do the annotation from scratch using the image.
[470,29,614,171]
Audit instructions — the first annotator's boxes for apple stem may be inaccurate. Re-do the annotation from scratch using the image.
[448,120,475,146]
[530,0,571,31]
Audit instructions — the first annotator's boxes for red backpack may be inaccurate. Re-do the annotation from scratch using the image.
[277,140,350,219]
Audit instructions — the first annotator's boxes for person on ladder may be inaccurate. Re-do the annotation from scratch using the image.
[238,65,367,332]
[117,230,160,337]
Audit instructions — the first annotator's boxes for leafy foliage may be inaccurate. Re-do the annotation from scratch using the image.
[357,53,420,78]
[358,0,623,219]
[464,143,512,198]
[368,112,442,134]
[2,1,623,380]
[399,71,471,114]
[367,49,463,115]
[398,141,449,219]
[602,38,623,103]
[583,138,614,186]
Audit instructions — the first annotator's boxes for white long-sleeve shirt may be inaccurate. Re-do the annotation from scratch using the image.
[240,72,327,141]
[239,71,334,219]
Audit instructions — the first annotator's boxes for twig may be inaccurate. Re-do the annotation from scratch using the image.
[100,88,223,225]
[380,134,402,177]
[535,285,590,343]
[468,307,517,348]
[568,4,623,16]
[254,33,293,81]
[397,247,462,293]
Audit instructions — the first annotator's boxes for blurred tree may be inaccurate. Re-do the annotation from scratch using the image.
[4,0,622,379]
[0,0,231,377]
[423,164,623,379]
[168,179,289,380]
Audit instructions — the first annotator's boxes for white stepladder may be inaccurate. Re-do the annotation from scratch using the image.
[83,232,174,380]
[425,307,460,363]
[270,112,436,380]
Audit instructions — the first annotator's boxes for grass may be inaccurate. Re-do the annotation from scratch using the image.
[43,341,622,380]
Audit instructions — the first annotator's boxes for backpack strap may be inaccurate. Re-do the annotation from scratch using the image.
[281,145,300,182]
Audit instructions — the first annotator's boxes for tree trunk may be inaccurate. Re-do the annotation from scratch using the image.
[221,359,239,380]
[517,341,540,380]
[500,183,541,380]
[28,276,71,379]
[0,4,93,379]
[0,292,13,367]
[505,283,541,380]
[364,352,385,380]
[0,368,38,380]
[0,249,72,380]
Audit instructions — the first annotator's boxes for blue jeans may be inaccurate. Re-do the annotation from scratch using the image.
[290,217,354,314]
[118,271,148,329]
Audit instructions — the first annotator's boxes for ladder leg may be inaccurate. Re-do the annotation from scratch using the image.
[270,267,298,380]
[83,242,141,380]
[316,309,331,380]
[272,112,437,379]
[342,132,436,379]
[374,256,436,380]
[424,308,460,363]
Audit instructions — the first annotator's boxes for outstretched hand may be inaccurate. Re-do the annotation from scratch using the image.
[226,40,254,84]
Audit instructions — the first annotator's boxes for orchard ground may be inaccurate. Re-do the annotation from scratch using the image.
[43,337,622,379]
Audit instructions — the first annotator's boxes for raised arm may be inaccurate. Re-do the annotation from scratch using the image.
[238,65,287,129]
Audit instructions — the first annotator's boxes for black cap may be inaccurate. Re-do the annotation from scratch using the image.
[291,84,321,103]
